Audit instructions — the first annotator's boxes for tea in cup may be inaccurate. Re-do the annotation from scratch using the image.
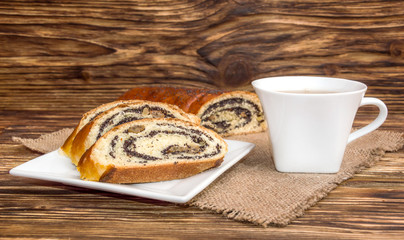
[252,76,388,173]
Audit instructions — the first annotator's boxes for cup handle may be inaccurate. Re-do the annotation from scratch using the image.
[348,97,388,143]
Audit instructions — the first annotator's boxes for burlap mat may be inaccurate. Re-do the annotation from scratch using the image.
[12,129,404,227]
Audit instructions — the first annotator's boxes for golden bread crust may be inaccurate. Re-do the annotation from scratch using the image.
[101,158,224,183]
[118,87,227,114]
[60,128,78,157]
[70,120,95,166]
[77,145,115,182]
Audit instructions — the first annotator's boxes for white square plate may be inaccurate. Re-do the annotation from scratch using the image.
[9,140,254,203]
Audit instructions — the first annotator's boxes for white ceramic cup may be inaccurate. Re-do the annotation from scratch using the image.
[252,76,388,173]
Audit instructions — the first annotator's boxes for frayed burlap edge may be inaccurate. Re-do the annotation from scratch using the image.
[12,128,73,154]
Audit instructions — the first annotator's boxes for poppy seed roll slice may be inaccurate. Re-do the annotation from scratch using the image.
[60,100,143,158]
[118,87,266,136]
[69,100,200,166]
[77,118,228,184]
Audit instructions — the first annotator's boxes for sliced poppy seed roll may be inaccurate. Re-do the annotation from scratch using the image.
[60,100,144,158]
[77,118,228,184]
[194,91,265,136]
[118,87,266,136]
[69,100,200,166]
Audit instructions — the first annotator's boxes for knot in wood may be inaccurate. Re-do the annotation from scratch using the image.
[80,69,93,82]
[389,40,404,58]
[217,54,254,88]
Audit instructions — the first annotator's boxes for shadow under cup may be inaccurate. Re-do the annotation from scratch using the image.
[252,76,388,173]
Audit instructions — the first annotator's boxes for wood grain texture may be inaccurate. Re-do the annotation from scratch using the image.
[1,0,404,239]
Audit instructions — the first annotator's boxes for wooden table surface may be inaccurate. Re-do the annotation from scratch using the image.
[1,1,404,239]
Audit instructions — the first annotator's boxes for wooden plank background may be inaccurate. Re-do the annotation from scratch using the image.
[1,0,403,239]
[1,1,403,121]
